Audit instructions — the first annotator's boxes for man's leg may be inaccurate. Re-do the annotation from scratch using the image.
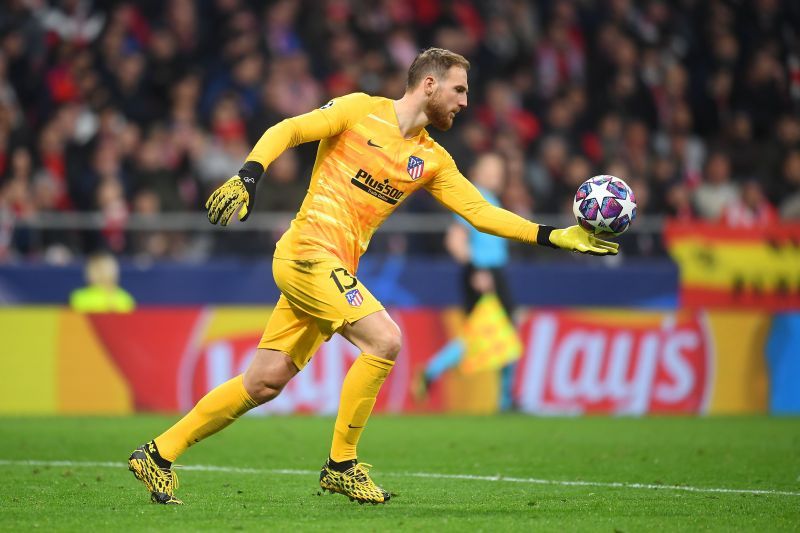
[332,310,400,461]
[129,349,298,504]
[424,337,466,383]
[155,349,298,460]
[318,310,400,503]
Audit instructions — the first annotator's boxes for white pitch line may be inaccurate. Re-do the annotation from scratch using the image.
[1,459,798,498]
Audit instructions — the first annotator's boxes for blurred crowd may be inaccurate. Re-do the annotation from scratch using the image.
[1,0,799,261]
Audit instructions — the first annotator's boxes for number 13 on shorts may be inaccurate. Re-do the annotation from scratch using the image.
[330,268,365,307]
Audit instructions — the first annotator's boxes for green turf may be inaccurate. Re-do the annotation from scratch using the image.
[0,415,798,531]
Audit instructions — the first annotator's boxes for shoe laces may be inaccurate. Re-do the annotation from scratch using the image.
[345,463,374,485]
[166,468,179,490]
[153,463,179,491]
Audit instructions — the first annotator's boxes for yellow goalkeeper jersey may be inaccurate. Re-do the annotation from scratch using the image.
[246,92,541,273]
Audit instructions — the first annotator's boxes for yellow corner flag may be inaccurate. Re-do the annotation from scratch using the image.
[459,294,522,374]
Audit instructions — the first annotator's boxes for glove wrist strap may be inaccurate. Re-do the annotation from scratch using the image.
[536,225,558,248]
[238,161,265,188]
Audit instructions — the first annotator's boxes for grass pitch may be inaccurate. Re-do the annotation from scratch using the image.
[0,415,798,531]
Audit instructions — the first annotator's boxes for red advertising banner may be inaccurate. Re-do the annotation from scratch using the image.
[514,310,712,415]
[0,306,768,416]
[87,308,450,414]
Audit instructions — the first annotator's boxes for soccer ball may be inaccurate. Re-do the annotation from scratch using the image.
[572,175,637,236]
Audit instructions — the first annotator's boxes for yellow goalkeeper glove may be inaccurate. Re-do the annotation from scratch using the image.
[537,225,619,256]
[205,162,264,226]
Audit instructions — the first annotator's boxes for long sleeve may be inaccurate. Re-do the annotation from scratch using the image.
[425,155,542,245]
[246,92,373,169]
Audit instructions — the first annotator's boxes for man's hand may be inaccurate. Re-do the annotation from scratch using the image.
[205,176,255,225]
[545,225,619,256]
[206,161,264,226]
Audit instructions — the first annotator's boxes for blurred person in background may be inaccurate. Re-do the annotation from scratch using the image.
[535,7,585,101]
[69,251,135,313]
[127,47,618,507]
[665,183,698,221]
[415,152,518,412]
[477,79,540,148]
[526,134,569,207]
[720,179,777,228]
[776,150,800,219]
[693,151,740,221]
[763,116,800,202]
[1,0,797,261]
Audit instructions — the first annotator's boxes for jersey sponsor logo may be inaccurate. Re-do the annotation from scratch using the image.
[351,169,404,204]
[345,288,364,307]
[407,155,425,180]
[367,139,383,148]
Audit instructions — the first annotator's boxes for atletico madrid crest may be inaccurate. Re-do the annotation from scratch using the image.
[407,155,424,180]
[345,288,364,307]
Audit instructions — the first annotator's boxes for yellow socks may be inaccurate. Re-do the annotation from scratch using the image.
[330,353,395,462]
[153,355,394,464]
[154,374,258,462]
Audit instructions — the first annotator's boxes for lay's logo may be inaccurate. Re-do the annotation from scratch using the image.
[515,310,712,415]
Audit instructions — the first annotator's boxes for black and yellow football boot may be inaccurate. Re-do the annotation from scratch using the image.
[319,458,390,504]
[128,441,182,505]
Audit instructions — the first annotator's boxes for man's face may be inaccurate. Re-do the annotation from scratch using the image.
[425,66,469,131]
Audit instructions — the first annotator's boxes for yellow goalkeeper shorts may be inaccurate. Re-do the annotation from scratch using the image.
[258,257,384,369]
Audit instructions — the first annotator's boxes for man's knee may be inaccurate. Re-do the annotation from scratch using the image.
[243,377,285,404]
[343,311,403,361]
[243,349,298,404]
[371,324,403,360]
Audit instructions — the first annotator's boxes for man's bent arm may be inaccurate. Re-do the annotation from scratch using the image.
[425,169,545,246]
[246,92,373,173]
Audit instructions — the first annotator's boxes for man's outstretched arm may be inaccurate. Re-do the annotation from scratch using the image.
[425,165,618,256]
[206,93,372,225]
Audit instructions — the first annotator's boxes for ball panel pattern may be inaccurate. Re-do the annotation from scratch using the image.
[575,182,591,201]
[579,198,599,219]
[609,214,630,233]
[607,180,628,200]
[600,197,622,218]
[577,217,595,232]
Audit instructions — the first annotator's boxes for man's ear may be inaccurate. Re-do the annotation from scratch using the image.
[423,75,436,96]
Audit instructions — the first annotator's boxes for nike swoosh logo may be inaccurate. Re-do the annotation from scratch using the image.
[348,424,364,429]
[367,139,383,148]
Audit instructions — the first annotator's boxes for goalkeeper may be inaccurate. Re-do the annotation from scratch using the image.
[128,47,618,506]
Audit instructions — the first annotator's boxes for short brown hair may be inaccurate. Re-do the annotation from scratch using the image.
[406,48,470,89]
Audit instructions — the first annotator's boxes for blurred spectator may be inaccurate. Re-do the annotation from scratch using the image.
[694,151,740,220]
[714,112,763,182]
[192,95,249,195]
[132,131,182,211]
[2,147,36,219]
[255,150,306,213]
[477,80,539,147]
[39,0,105,45]
[69,251,135,312]
[665,183,698,221]
[777,150,800,219]
[736,47,788,139]
[720,180,777,228]
[762,115,800,202]
[560,154,593,215]
[535,13,584,100]
[0,0,797,261]
[526,135,568,207]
